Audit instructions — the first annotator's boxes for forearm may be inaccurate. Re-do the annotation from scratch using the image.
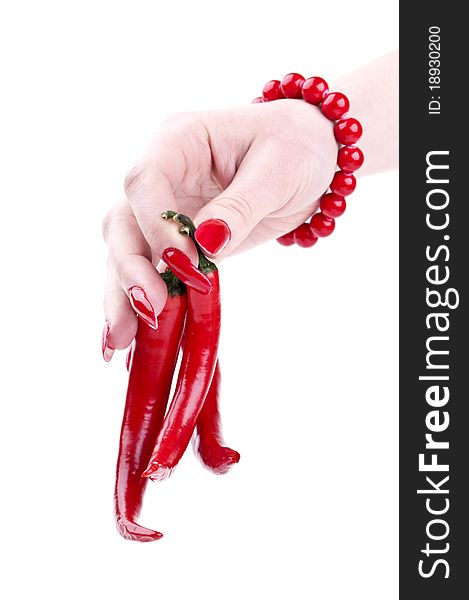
[334,50,399,176]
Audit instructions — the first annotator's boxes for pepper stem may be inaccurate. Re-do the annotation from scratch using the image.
[161,210,178,220]
[162,212,217,274]
[160,270,186,297]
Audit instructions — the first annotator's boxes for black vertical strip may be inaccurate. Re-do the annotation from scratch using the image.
[400,4,467,597]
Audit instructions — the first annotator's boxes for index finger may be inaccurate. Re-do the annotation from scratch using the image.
[123,132,198,266]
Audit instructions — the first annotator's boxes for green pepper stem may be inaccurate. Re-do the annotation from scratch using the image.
[161,210,178,221]
[160,270,187,297]
[173,213,217,274]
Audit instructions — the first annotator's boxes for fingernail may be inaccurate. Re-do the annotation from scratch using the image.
[194,219,231,256]
[162,248,212,294]
[128,286,158,330]
[102,321,115,362]
[126,346,133,372]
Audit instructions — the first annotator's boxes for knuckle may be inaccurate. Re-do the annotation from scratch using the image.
[113,255,128,283]
[113,253,141,284]
[123,162,148,197]
[101,208,117,241]
[143,220,163,253]
[160,111,195,131]
[158,112,205,150]
[223,191,256,226]
[101,202,132,242]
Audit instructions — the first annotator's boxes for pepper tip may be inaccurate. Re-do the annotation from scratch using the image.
[141,462,174,482]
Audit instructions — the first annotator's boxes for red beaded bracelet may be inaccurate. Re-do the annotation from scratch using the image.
[252,73,364,248]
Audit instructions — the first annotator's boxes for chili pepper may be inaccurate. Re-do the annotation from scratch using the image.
[162,247,212,294]
[114,271,186,541]
[132,341,239,474]
[154,267,236,474]
[142,213,221,481]
[193,361,240,474]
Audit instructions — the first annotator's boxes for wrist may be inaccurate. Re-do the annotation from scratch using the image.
[286,98,338,193]
[266,98,338,199]
[255,72,365,248]
[332,51,399,175]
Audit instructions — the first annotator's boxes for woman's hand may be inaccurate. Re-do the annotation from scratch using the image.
[101,99,337,359]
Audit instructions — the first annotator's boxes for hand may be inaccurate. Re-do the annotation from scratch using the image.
[101,99,338,359]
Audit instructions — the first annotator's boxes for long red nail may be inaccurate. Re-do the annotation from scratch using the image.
[195,219,231,256]
[128,287,158,330]
[126,346,133,372]
[162,248,212,294]
[102,321,115,362]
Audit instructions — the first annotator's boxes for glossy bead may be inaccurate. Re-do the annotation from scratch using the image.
[310,213,335,237]
[321,92,350,120]
[337,146,364,171]
[334,117,363,145]
[320,193,347,218]
[262,80,285,101]
[330,171,356,196]
[293,223,318,247]
[276,231,295,246]
[280,73,305,99]
[252,96,264,104]
[302,76,329,105]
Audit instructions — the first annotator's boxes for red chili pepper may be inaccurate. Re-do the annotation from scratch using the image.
[128,343,239,476]
[126,343,239,477]
[142,213,221,481]
[114,272,186,541]
[123,280,237,477]
[193,362,240,474]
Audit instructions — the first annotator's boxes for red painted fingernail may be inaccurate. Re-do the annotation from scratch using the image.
[195,219,231,256]
[128,286,158,330]
[126,346,133,372]
[162,248,212,294]
[102,321,115,362]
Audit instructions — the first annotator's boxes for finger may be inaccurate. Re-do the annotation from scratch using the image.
[231,207,317,255]
[123,134,199,266]
[102,201,168,329]
[102,266,138,360]
[124,135,213,291]
[192,142,293,257]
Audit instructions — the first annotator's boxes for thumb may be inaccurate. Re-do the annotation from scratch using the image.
[193,147,288,257]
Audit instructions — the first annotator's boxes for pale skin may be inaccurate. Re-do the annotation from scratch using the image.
[102,50,398,359]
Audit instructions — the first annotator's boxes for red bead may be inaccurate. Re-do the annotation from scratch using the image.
[337,146,364,171]
[293,223,318,247]
[277,231,295,246]
[320,193,347,218]
[330,171,356,196]
[334,117,363,145]
[280,73,305,99]
[310,213,335,237]
[321,92,350,120]
[262,80,285,101]
[252,97,264,104]
[302,76,329,105]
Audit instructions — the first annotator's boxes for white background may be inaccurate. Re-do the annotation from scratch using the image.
[0,1,398,598]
